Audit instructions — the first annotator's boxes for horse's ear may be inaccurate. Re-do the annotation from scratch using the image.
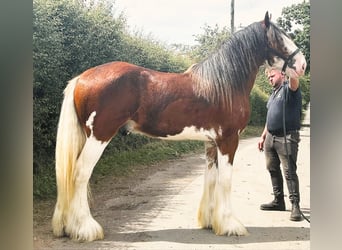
[264,11,270,28]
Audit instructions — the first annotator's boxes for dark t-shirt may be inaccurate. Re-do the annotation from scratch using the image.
[266,82,302,133]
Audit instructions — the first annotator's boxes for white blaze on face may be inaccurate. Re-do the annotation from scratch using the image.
[273,33,307,77]
[282,33,298,54]
[283,34,307,76]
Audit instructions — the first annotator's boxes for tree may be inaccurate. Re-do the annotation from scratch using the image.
[33,0,191,179]
[277,1,310,72]
[33,0,127,173]
[191,24,230,61]
[230,0,235,33]
[33,0,72,171]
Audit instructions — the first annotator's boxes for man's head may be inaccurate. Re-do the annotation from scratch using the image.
[265,68,285,89]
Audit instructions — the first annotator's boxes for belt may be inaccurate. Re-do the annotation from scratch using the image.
[269,129,299,137]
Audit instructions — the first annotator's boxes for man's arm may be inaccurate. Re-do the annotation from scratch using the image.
[289,77,299,91]
[258,125,268,152]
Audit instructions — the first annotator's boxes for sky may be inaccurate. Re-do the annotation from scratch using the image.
[114,0,306,45]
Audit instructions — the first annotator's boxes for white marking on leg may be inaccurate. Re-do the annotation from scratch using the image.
[63,111,108,241]
[198,141,218,228]
[198,160,217,229]
[212,149,248,236]
[65,135,108,241]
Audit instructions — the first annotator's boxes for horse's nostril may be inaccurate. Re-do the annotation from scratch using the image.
[302,62,307,71]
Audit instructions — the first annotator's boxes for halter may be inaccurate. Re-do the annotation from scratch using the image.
[267,47,301,73]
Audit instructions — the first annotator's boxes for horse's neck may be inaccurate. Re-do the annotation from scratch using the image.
[228,36,266,93]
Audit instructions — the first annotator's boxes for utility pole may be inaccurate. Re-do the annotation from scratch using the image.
[230,0,235,33]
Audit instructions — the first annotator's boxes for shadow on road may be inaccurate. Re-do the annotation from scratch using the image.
[107,226,310,245]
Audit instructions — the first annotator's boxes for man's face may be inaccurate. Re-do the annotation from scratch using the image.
[267,70,284,88]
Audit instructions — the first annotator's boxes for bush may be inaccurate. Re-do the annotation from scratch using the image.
[33,0,195,199]
[249,84,268,125]
[299,73,310,109]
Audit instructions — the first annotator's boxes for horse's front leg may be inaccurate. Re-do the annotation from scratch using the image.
[202,133,248,236]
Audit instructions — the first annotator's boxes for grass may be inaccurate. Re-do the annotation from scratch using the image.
[93,140,204,178]
[33,165,57,199]
[92,125,264,179]
[33,125,264,200]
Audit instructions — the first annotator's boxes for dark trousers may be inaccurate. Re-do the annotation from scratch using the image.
[264,130,300,203]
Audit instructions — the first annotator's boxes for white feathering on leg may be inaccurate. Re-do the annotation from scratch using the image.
[211,150,248,236]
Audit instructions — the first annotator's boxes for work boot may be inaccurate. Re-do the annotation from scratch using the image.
[262,166,285,211]
[260,196,286,211]
[285,170,302,221]
[290,202,302,221]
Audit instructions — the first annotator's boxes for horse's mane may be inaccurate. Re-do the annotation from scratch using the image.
[188,21,269,108]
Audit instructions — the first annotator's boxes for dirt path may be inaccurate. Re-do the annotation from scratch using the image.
[34,108,310,250]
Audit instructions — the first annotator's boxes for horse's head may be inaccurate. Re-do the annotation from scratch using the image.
[263,12,307,77]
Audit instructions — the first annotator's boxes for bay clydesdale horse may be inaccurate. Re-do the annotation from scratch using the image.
[52,12,306,241]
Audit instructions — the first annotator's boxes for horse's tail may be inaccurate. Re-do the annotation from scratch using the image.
[53,76,86,234]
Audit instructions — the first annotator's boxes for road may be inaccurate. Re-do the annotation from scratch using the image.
[34,107,310,249]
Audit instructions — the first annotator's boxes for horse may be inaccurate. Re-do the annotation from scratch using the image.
[52,12,306,241]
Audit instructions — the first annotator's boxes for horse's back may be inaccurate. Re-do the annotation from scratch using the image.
[78,61,143,83]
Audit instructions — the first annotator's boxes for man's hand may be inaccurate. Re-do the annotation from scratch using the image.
[258,138,264,152]
[289,77,299,91]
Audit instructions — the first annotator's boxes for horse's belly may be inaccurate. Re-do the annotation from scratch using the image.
[158,126,216,141]
[125,120,218,141]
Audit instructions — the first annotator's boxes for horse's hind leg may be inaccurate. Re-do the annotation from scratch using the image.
[198,141,218,229]
[64,136,108,241]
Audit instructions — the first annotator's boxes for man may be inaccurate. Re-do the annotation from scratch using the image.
[257,67,302,221]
